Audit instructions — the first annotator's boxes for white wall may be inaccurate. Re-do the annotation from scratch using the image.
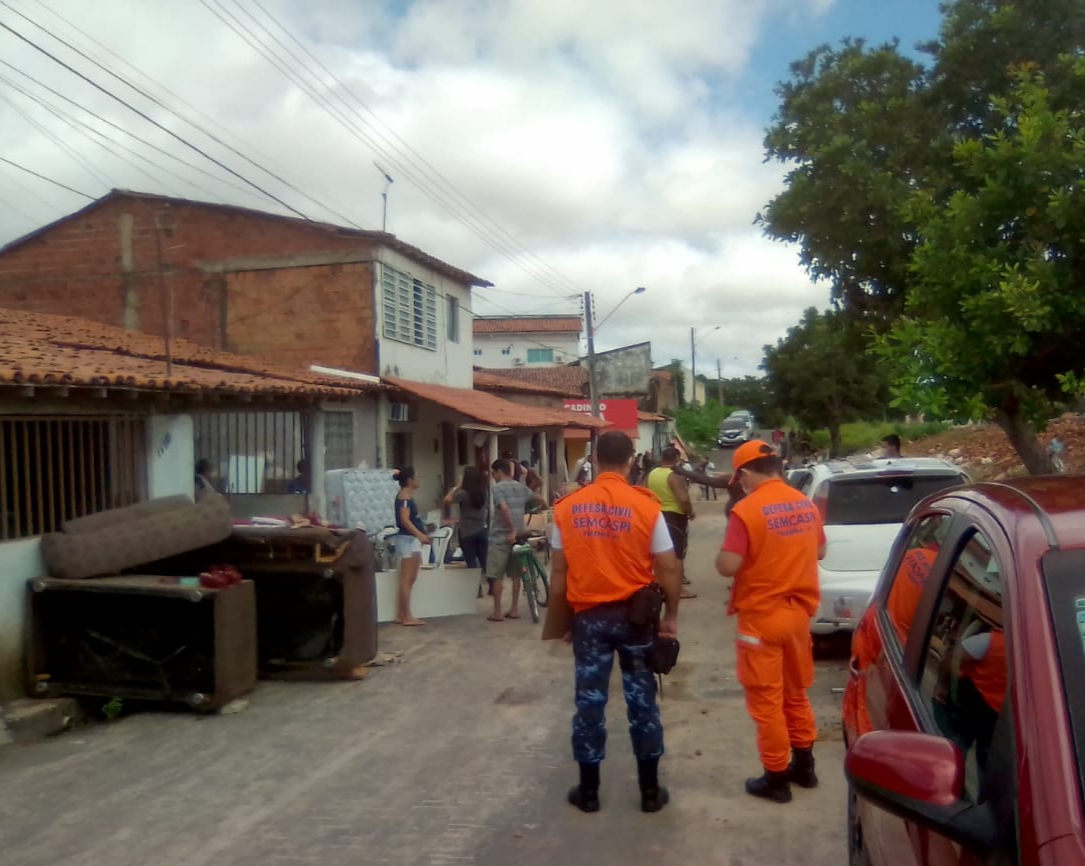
[373,247,475,389]
[147,415,196,500]
[472,332,580,368]
[0,538,45,699]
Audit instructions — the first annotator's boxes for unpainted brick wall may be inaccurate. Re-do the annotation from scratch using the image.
[225,262,377,372]
[0,195,378,361]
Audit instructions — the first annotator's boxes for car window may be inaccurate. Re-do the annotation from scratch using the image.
[787,470,812,493]
[917,529,1006,797]
[824,474,965,526]
[884,514,952,645]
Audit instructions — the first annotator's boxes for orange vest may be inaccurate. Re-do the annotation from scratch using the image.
[886,547,938,642]
[728,478,822,618]
[554,472,663,612]
[962,630,1007,711]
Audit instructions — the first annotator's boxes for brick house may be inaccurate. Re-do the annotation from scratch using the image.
[0,306,380,699]
[0,191,605,507]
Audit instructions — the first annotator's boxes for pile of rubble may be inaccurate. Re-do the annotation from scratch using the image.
[905,415,1085,480]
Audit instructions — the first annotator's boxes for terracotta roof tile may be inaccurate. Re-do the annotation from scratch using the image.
[638,411,670,422]
[477,365,588,394]
[385,376,608,430]
[0,308,372,398]
[473,369,580,397]
[473,316,582,335]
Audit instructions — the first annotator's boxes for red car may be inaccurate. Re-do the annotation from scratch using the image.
[842,477,1085,866]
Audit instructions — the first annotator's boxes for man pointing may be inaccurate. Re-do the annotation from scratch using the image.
[716,440,826,804]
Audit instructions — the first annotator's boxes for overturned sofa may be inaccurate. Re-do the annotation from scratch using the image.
[28,493,256,712]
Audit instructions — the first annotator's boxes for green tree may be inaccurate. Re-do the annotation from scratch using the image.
[717,375,785,426]
[759,39,935,317]
[878,61,1085,473]
[763,308,886,456]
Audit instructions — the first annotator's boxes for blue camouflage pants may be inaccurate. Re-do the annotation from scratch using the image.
[572,602,664,764]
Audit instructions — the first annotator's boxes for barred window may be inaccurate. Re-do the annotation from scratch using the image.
[0,415,146,540]
[324,411,355,470]
[382,264,437,350]
[193,411,309,495]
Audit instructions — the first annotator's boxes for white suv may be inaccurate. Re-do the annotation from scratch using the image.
[787,457,969,635]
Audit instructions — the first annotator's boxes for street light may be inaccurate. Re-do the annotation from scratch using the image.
[586,287,647,418]
[690,325,720,406]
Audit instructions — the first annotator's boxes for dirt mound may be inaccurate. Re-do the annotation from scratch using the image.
[904,415,1085,480]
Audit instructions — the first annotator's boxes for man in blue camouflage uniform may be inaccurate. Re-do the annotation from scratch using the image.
[550,432,682,813]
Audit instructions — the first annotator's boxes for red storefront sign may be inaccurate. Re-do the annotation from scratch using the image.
[563,398,639,432]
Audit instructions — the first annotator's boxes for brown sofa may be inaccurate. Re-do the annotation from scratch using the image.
[40,493,233,580]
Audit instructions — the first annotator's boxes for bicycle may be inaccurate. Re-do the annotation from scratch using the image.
[512,529,550,624]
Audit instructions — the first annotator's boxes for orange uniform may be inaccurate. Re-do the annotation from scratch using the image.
[553,472,664,612]
[962,629,1007,711]
[723,477,824,772]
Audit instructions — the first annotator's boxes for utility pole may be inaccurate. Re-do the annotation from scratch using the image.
[717,358,723,405]
[584,291,599,418]
[690,326,696,407]
[154,206,174,378]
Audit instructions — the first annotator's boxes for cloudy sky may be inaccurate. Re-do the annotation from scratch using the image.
[0,0,942,377]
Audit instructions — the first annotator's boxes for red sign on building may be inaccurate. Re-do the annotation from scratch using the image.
[563,398,639,433]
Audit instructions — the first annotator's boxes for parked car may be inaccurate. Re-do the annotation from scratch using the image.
[717,417,753,447]
[788,458,969,635]
[843,476,1085,866]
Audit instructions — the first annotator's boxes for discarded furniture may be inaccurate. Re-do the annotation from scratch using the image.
[27,575,257,712]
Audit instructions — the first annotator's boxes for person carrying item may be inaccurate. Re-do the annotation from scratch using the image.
[550,431,682,813]
[393,467,431,627]
[443,466,489,570]
[484,458,546,621]
[648,447,697,599]
[715,440,826,804]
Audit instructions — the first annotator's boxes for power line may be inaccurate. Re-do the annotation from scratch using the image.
[248,0,592,299]
[0,4,318,221]
[0,155,94,199]
[23,0,364,228]
[0,58,273,206]
[205,0,581,299]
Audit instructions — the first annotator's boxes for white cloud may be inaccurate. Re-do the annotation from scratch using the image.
[0,0,836,375]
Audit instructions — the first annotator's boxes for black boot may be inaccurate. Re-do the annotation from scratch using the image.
[745,768,793,803]
[568,762,600,813]
[788,746,818,789]
[637,758,670,813]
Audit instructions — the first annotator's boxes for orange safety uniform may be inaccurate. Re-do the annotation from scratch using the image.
[723,477,824,772]
[554,471,663,611]
[848,546,939,736]
[962,629,1007,712]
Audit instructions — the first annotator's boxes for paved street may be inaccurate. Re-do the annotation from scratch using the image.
[0,489,849,866]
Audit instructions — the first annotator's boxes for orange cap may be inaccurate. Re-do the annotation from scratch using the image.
[730,439,777,483]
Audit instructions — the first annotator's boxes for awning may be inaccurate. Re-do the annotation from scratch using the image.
[384,377,609,431]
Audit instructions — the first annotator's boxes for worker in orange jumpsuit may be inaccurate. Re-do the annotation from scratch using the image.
[716,440,826,803]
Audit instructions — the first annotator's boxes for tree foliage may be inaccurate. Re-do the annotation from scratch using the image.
[762,0,1085,472]
[878,60,1085,473]
[762,309,886,456]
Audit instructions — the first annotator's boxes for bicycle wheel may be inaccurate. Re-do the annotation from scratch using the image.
[524,569,540,623]
[530,557,550,607]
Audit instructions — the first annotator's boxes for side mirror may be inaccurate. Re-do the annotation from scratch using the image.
[845,731,998,855]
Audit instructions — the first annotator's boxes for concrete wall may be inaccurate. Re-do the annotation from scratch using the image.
[147,415,196,500]
[472,332,580,368]
[374,248,475,389]
[0,538,44,698]
[594,342,652,396]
